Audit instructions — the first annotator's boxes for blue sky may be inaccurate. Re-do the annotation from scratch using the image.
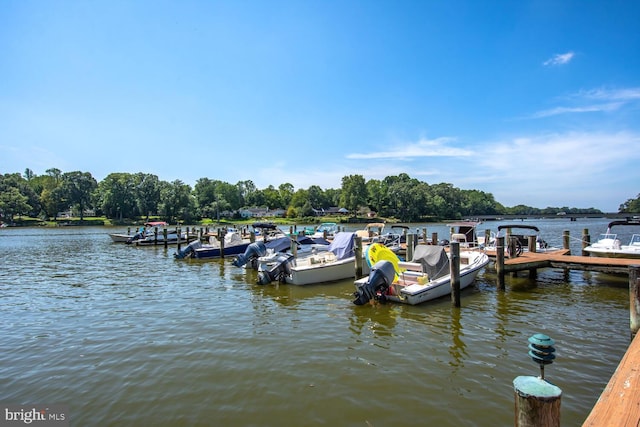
[1,1,639,212]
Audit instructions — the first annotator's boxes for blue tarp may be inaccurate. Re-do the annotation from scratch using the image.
[328,232,355,261]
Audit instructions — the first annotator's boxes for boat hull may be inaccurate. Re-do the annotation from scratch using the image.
[192,242,252,259]
[583,248,640,259]
[286,256,365,286]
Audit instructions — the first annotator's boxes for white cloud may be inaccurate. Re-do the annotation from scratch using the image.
[530,102,623,118]
[346,137,473,160]
[543,51,575,66]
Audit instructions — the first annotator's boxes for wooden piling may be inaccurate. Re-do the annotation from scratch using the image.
[154,226,159,245]
[496,236,505,291]
[176,228,181,250]
[406,234,415,261]
[450,242,461,307]
[354,237,363,278]
[563,230,570,253]
[631,265,640,339]
[581,229,591,256]
[513,376,562,427]
[219,230,225,258]
[431,232,438,245]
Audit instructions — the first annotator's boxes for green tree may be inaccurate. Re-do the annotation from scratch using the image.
[95,173,137,219]
[340,175,367,216]
[134,173,161,220]
[0,187,31,222]
[620,194,640,213]
[60,171,97,220]
[158,180,193,223]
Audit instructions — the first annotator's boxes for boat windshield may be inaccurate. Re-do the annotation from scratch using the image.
[630,234,640,246]
[598,233,617,241]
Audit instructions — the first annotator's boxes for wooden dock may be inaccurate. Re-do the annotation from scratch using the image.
[582,332,640,426]
[485,249,640,275]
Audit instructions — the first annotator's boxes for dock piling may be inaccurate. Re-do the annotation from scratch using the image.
[450,242,461,307]
[630,265,640,339]
[496,236,505,290]
[514,334,561,427]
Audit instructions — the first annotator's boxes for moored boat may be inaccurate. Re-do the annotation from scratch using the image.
[256,231,368,286]
[583,219,640,259]
[353,244,489,305]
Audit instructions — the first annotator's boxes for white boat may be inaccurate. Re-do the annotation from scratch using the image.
[256,232,367,286]
[311,222,339,239]
[109,221,187,244]
[446,221,486,247]
[353,244,489,306]
[354,222,386,243]
[583,220,640,259]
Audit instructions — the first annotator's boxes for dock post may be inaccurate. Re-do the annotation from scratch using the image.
[485,229,491,247]
[563,230,570,254]
[527,236,536,253]
[496,236,505,291]
[631,265,640,339]
[291,236,298,258]
[176,228,181,251]
[354,236,363,278]
[406,234,414,260]
[154,226,159,245]
[450,242,461,307]
[127,227,131,236]
[219,230,225,258]
[581,229,590,256]
[422,228,427,244]
[431,232,438,245]
[514,334,561,427]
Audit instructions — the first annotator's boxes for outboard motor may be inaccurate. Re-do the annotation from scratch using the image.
[233,241,267,268]
[257,253,294,285]
[174,240,202,259]
[352,260,396,305]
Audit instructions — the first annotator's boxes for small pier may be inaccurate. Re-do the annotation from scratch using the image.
[487,249,639,275]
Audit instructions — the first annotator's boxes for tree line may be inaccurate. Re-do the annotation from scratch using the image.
[1,168,630,225]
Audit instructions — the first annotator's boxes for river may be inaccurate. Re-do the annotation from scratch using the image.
[0,218,636,426]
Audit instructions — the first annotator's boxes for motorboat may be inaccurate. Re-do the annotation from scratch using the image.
[256,232,368,286]
[108,221,172,243]
[445,221,486,247]
[354,222,386,243]
[232,235,330,269]
[111,221,190,245]
[174,230,252,259]
[311,222,339,239]
[353,244,489,306]
[174,223,289,260]
[583,219,640,259]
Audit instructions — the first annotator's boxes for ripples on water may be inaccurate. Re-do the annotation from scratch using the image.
[0,220,633,426]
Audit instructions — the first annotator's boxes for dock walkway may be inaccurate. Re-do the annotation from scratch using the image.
[485,249,639,275]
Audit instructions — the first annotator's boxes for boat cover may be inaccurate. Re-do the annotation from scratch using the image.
[328,232,355,261]
[411,245,450,280]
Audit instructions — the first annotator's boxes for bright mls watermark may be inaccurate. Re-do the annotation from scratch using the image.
[1,405,68,427]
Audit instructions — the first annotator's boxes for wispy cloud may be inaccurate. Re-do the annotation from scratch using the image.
[530,102,623,118]
[543,51,575,66]
[528,86,640,119]
[574,87,640,101]
[346,137,473,160]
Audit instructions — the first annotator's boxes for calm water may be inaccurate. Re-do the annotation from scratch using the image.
[0,218,636,426]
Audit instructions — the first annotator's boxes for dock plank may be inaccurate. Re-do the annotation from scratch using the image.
[582,334,640,426]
